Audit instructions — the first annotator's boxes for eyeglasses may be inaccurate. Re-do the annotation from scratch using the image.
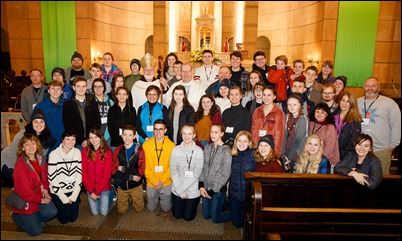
[154,128,165,131]
[322,92,334,95]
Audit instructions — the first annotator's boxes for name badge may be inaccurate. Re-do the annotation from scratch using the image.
[185,171,194,178]
[225,127,234,133]
[362,118,370,125]
[101,117,107,124]
[147,125,154,132]
[155,165,163,173]
[259,130,267,136]
[32,103,37,109]
[119,128,122,136]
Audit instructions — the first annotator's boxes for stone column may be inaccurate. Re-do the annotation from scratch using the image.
[214,1,223,52]
[191,1,200,50]
[243,1,258,59]
[168,1,178,53]
[153,2,169,57]
[233,1,244,48]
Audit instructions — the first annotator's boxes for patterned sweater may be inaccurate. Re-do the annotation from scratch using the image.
[48,144,82,204]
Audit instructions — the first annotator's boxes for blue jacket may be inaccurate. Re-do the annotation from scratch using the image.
[34,96,65,153]
[229,147,256,201]
[137,102,164,145]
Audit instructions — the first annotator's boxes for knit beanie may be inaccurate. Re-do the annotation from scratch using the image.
[258,135,275,150]
[334,75,347,87]
[71,51,84,62]
[51,67,66,82]
[130,59,141,71]
[30,108,46,123]
[219,78,231,89]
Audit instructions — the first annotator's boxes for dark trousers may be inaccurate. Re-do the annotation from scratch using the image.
[51,192,80,224]
[229,198,244,228]
[172,194,200,221]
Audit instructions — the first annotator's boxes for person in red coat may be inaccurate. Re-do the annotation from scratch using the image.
[254,135,284,173]
[11,134,57,236]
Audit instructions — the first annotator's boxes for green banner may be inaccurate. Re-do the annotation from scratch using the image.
[334,1,380,87]
[41,1,77,82]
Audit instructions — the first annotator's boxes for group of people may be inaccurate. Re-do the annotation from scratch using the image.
[1,49,400,236]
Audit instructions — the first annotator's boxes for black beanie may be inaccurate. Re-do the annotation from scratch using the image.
[258,135,275,150]
[334,75,347,87]
[30,108,46,123]
[51,67,66,82]
[130,59,141,71]
[71,51,83,62]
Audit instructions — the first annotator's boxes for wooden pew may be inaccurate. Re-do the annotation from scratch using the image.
[244,173,401,240]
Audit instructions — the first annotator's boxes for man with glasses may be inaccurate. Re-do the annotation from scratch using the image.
[141,119,176,220]
[163,63,205,110]
[252,51,273,87]
[321,83,338,114]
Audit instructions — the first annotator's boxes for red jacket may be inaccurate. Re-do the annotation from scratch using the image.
[268,67,295,102]
[81,147,113,196]
[251,104,285,157]
[12,154,49,214]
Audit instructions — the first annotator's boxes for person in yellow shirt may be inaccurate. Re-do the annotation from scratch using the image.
[141,119,176,220]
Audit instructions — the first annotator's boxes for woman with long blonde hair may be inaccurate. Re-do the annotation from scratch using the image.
[294,134,331,174]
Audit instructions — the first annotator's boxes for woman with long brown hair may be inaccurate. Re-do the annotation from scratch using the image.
[82,127,113,216]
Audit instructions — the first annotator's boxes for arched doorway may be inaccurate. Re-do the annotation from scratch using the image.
[257,36,271,63]
[145,35,153,55]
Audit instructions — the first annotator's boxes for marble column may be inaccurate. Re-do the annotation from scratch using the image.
[243,1,258,59]
[191,1,200,50]
[233,1,244,48]
[169,1,178,53]
[153,2,169,57]
[214,1,223,52]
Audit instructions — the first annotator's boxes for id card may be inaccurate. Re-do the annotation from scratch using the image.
[185,171,194,178]
[147,125,154,132]
[259,130,267,136]
[225,127,234,133]
[155,165,163,173]
[362,118,370,125]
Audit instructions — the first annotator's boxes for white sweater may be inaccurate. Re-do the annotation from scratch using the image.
[48,144,82,204]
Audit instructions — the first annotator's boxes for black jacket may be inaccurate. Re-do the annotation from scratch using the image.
[63,94,101,145]
[222,105,252,145]
[167,105,195,144]
[107,104,136,147]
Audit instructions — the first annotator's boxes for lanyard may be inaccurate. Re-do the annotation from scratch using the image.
[364,95,379,118]
[312,122,324,134]
[32,86,43,103]
[208,145,219,167]
[154,137,164,166]
[204,66,213,82]
[185,150,194,170]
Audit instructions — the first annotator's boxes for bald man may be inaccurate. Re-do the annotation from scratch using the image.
[357,77,401,175]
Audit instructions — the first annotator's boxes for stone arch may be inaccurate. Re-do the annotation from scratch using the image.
[145,35,153,55]
[228,37,234,52]
[257,36,271,63]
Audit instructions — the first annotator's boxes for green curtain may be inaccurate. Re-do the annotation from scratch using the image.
[334,1,380,87]
[41,1,77,82]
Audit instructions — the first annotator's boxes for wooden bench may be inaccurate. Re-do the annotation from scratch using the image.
[244,173,401,240]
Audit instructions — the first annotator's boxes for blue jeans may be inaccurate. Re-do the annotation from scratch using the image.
[201,191,231,223]
[229,198,244,228]
[172,194,200,221]
[87,190,111,216]
[12,202,58,236]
